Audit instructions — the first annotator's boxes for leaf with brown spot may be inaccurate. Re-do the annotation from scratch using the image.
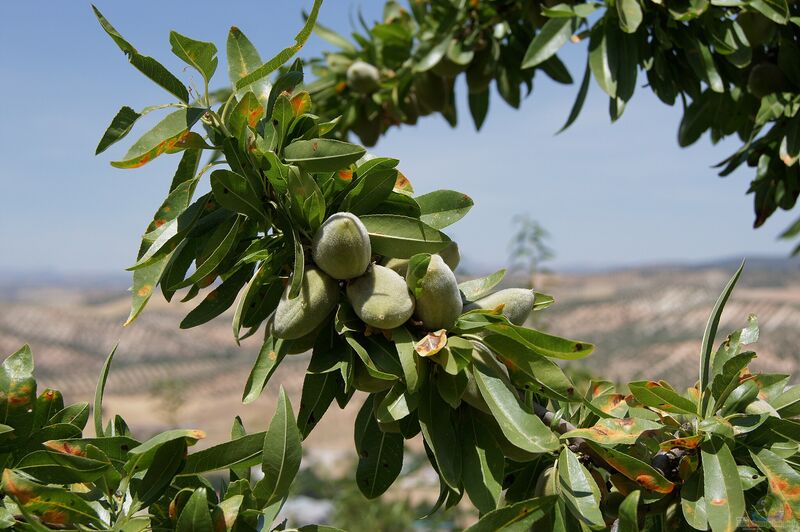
[659,434,703,451]
[415,330,448,357]
[2,469,104,527]
[561,417,663,445]
[228,92,265,142]
[587,442,674,494]
[394,171,414,193]
[592,393,629,417]
[290,91,311,116]
[628,380,697,415]
[702,437,745,532]
[751,448,800,522]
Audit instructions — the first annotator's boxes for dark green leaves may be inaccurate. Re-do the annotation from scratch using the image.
[701,437,745,531]
[210,169,266,222]
[558,447,604,528]
[169,31,218,84]
[464,496,556,531]
[521,18,575,69]
[415,190,474,229]
[92,5,189,103]
[354,396,404,498]
[253,387,302,507]
[617,0,643,33]
[96,106,141,155]
[360,214,450,257]
[284,139,366,172]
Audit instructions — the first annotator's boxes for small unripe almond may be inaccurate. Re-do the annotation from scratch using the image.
[347,265,415,329]
[312,212,371,280]
[414,254,462,331]
[346,60,381,94]
[464,288,535,325]
[273,267,339,340]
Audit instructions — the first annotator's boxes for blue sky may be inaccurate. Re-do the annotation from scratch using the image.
[0,1,796,275]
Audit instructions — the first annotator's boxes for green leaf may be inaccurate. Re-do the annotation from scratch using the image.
[0,345,37,442]
[289,226,305,299]
[180,265,253,329]
[96,106,141,155]
[312,17,357,52]
[461,413,503,514]
[588,443,675,494]
[700,261,745,416]
[354,396,404,498]
[472,351,559,453]
[484,322,594,360]
[182,430,265,475]
[469,89,490,130]
[284,138,366,172]
[172,215,241,290]
[417,377,462,491]
[405,253,432,298]
[463,495,557,531]
[360,214,450,258]
[169,31,218,83]
[210,169,266,223]
[48,403,89,429]
[93,344,117,437]
[2,469,104,528]
[235,0,322,90]
[459,269,506,301]
[15,450,112,484]
[254,387,302,507]
[617,0,643,33]
[92,5,189,103]
[521,18,575,69]
[628,380,697,415]
[750,448,800,520]
[557,59,591,133]
[750,0,789,23]
[111,108,206,169]
[589,21,616,98]
[340,168,397,215]
[297,371,340,438]
[415,189,474,229]
[242,336,286,404]
[702,437,745,532]
[134,437,187,506]
[227,27,270,101]
[558,447,605,528]
[561,417,663,445]
[176,487,212,532]
[393,327,421,393]
[681,469,708,530]
[618,490,641,532]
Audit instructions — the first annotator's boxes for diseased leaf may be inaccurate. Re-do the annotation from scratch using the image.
[628,380,697,415]
[111,108,206,169]
[464,495,557,531]
[702,437,745,532]
[169,31,218,83]
[242,336,287,404]
[561,417,662,445]
[588,443,675,493]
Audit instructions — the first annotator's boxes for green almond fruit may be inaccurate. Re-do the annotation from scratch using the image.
[273,267,339,340]
[533,466,558,497]
[414,254,462,331]
[346,60,381,94]
[464,288,535,325]
[312,212,372,280]
[347,265,415,329]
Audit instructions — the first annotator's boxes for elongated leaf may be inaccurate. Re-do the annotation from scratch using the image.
[521,18,574,69]
[96,106,141,154]
[415,190,474,229]
[561,417,662,445]
[354,396,404,498]
[111,108,206,169]
[393,327,421,393]
[0,345,37,442]
[750,0,789,23]
[254,387,302,507]
[472,353,559,453]
[588,443,675,493]
[173,215,241,289]
[284,138,366,172]
[702,437,745,531]
[210,169,265,222]
[92,5,189,102]
[417,378,462,490]
[312,17,357,52]
[485,322,594,360]
[297,371,340,438]
[469,89,490,130]
[180,265,253,329]
[617,0,643,33]
[3,469,104,528]
[750,448,800,522]
[16,450,111,484]
[340,168,397,215]
[227,27,271,101]
[461,413,503,514]
[558,59,591,133]
[93,344,117,438]
[628,380,697,415]
[464,495,557,531]
[242,336,286,404]
[459,269,507,301]
[360,214,450,258]
[589,21,616,97]
[135,437,187,506]
[176,487,212,532]
[170,31,217,83]
[236,0,322,89]
[558,447,605,528]
[618,490,641,532]
[700,261,745,416]
[681,469,708,530]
